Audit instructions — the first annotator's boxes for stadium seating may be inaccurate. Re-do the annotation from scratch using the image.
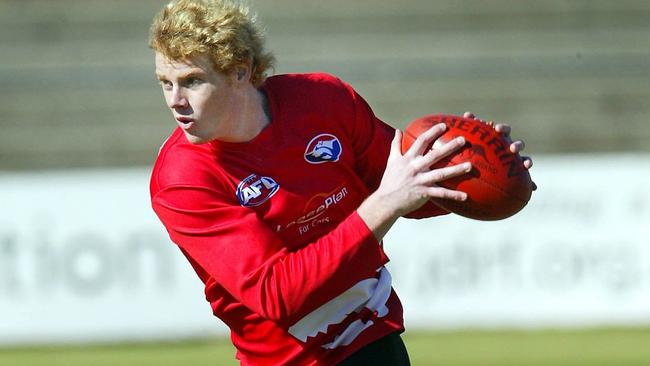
[1,0,648,170]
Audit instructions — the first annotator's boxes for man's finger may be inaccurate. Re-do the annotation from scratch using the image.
[405,123,446,158]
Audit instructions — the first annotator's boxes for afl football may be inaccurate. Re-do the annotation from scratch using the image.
[402,114,533,220]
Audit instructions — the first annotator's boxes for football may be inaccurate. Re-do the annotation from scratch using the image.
[401,114,534,220]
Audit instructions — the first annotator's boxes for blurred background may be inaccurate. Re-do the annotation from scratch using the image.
[1,0,650,365]
[2,0,650,170]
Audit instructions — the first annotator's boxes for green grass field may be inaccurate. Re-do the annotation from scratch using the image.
[1,328,649,366]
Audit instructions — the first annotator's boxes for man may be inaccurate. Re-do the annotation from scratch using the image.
[149,1,533,365]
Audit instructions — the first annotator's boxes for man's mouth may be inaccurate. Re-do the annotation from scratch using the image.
[176,117,194,130]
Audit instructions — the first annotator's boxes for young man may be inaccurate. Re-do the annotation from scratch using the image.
[149,1,533,365]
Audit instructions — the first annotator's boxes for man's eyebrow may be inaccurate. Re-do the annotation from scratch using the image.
[156,69,206,80]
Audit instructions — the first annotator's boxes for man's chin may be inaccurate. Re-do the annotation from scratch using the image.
[183,131,211,145]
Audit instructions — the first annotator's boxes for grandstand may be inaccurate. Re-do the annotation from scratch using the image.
[1,0,649,170]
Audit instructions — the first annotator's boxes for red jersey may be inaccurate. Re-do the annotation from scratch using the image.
[150,73,446,365]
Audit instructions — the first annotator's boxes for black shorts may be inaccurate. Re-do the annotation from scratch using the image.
[337,332,411,366]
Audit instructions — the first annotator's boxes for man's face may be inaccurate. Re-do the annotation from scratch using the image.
[155,52,239,144]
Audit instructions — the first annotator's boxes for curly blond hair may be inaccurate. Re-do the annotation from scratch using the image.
[149,0,275,86]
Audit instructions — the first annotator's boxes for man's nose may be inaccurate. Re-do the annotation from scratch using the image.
[169,87,188,109]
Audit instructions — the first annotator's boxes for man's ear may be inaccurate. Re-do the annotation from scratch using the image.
[235,59,253,82]
[237,67,246,80]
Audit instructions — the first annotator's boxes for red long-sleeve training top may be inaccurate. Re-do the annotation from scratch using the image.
[150,73,446,365]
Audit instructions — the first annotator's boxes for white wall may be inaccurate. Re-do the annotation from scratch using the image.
[386,154,650,329]
[0,169,225,345]
[1,154,649,345]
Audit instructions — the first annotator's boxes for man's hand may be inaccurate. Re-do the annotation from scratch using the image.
[463,112,537,190]
[357,124,472,241]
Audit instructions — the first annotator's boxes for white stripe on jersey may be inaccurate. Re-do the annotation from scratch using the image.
[288,267,392,349]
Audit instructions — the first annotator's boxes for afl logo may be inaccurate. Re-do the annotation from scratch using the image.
[236,173,280,207]
[304,133,342,164]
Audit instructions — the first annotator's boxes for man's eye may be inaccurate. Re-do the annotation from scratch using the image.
[159,80,173,90]
[186,77,203,87]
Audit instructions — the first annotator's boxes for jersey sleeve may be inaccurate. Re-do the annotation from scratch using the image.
[151,184,389,325]
[342,82,449,219]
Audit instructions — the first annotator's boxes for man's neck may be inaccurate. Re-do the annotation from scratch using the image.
[219,85,270,143]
